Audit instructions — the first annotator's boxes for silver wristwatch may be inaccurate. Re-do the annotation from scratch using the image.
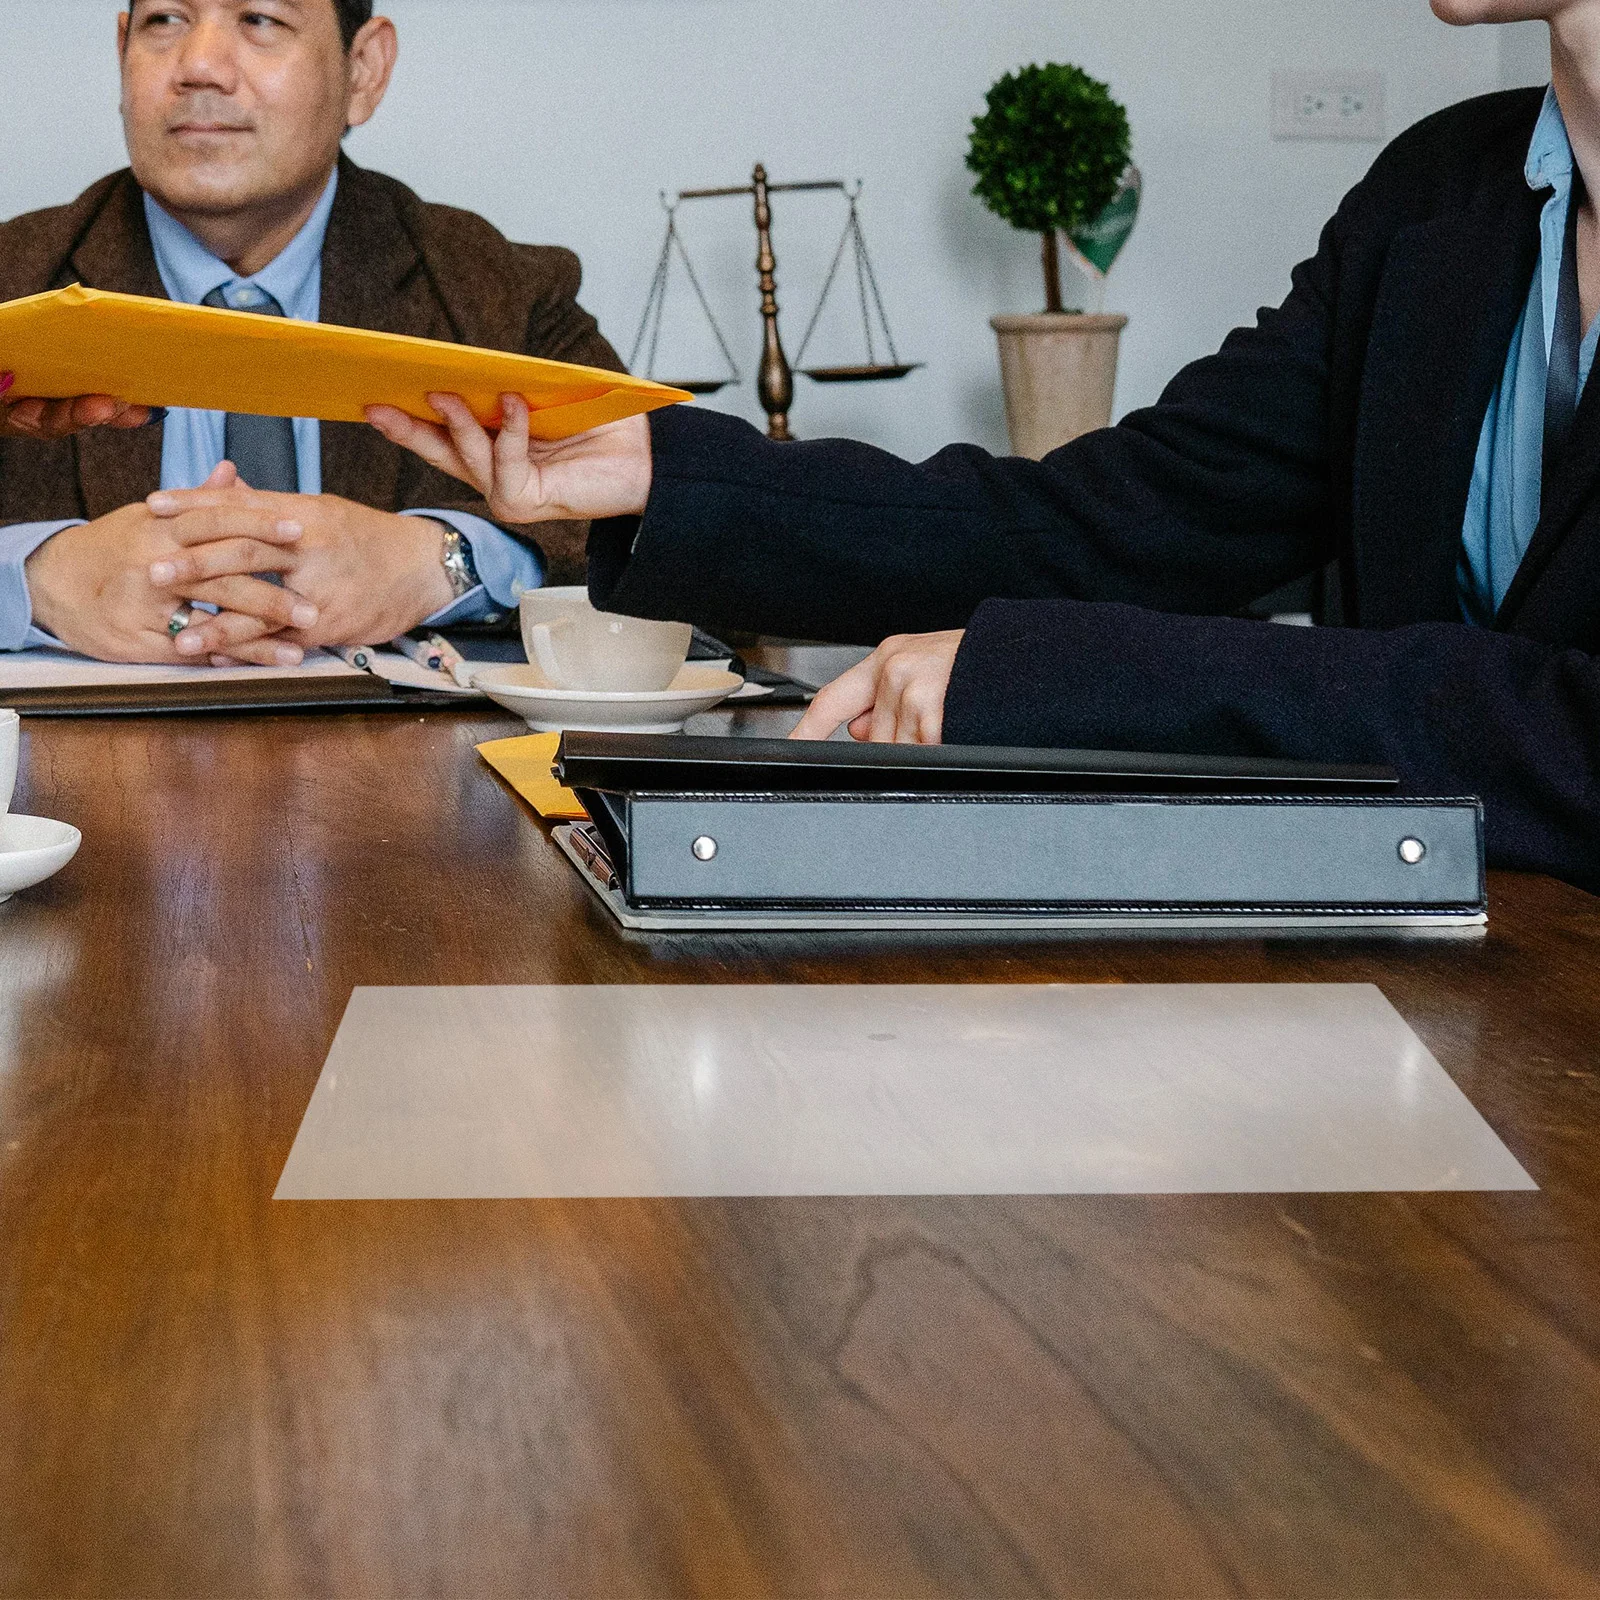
[439,524,480,599]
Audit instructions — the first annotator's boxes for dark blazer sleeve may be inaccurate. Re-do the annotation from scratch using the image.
[590,185,1350,641]
[947,599,1600,891]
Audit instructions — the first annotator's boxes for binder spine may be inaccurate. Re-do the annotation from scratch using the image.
[618,792,1486,913]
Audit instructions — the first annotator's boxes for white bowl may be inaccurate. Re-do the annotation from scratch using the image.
[472,664,744,734]
[0,814,81,902]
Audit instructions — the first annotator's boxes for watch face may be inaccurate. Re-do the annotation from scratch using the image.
[442,527,479,598]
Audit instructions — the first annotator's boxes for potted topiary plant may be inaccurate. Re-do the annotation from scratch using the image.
[968,63,1137,457]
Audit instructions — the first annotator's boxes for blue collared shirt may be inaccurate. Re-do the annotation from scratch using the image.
[1460,87,1600,623]
[0,167,541,650]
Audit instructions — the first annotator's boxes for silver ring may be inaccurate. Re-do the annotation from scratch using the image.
[167,605,197,637]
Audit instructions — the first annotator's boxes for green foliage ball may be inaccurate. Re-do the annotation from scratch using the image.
[967,63,1131,235]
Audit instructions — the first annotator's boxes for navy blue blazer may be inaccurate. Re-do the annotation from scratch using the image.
[592,88,1600,891]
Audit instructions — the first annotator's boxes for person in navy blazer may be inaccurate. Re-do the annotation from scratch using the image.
[371,5,1600,892]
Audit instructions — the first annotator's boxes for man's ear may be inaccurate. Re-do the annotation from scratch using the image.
[117,11,130,56]
[344,17,398,132]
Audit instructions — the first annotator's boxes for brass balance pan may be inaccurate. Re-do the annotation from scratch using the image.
[664,379,737,395]
[799,363,923,383]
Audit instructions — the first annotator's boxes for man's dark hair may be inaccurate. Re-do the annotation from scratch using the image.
[335,0,373,49]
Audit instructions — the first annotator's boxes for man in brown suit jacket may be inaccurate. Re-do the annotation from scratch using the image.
[0,0,619,664]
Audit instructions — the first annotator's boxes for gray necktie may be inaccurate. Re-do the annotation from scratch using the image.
[201,284,299,493]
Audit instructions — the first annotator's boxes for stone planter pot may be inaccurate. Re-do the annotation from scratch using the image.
[990,312,1128,459]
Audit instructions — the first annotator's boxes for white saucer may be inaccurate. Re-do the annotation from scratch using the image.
[0,814,81,902]
[472,664,745,733]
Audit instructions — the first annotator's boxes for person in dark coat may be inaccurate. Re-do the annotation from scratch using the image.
[368,7,1598,889]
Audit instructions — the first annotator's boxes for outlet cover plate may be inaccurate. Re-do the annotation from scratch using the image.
[1272,71,1386,142]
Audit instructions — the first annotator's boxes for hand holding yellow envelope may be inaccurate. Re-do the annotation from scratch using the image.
[0,285,691,440]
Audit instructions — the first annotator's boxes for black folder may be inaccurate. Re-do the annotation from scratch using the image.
[551,734,1487,934]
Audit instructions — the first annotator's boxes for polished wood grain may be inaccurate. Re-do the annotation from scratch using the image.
[1,705,1599,1598]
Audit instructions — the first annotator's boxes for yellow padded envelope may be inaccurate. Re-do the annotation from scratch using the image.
[0,285,692,439]
[477,732,587,820]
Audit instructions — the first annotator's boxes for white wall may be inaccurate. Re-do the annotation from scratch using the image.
[1500,17,1550,88]
[2,1,1501,456]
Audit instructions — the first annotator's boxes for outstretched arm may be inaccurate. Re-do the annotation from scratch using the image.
[368,179,1347,648]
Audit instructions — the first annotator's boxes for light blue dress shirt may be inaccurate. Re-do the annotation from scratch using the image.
[1460,87,1600,624]
[0,168,541,650]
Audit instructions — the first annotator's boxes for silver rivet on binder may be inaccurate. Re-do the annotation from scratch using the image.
[692,836,718,862]
[1398,838,1427,865]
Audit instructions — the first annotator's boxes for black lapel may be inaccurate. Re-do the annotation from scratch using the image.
[1352,162,1545,627]
[62,173,167,518]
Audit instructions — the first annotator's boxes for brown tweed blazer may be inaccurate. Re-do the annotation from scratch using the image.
[0,156,622,583]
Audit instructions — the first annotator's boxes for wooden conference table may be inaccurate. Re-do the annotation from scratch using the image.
[0,701,1598,1599]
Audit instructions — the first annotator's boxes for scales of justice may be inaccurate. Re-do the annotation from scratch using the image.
[629,163,921,440]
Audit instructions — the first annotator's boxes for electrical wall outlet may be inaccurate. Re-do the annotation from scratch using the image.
[1271,72,1386,142]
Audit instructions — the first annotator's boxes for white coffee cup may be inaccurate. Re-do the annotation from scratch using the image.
[0,710,18,815]
[519,587,692,693]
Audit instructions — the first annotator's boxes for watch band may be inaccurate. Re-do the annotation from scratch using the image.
[440,524,480,600]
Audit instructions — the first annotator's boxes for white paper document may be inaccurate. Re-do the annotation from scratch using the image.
[0,643,483,696]
[275,983,1536,1199]
[0,643,366,689]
